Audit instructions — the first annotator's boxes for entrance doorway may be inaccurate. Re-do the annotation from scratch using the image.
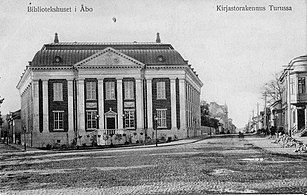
[297,109,305,130]
[107,117,116,129]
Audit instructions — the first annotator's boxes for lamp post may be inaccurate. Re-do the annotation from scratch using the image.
[23,124,26,151]
[154,115,158,147]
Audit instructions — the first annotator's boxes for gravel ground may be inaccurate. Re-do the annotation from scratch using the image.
[0,137,306,194]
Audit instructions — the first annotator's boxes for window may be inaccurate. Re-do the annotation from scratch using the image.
[86,81,96,100]
[156,109,167,128]
[124,109,135,129]
[87,111,97,129]
[124,81,134,100]
[53,83,63,101]
[290,78,294,95]
[106,82,115,100]
[298,77,305,94]
[157,81,166,99]
[53,111,64,130]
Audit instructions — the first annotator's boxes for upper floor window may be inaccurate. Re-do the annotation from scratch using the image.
[298,77,305,94]
[53,111,64,130]
[124,81,134,100]
[157,81,166,99]
[290,78,294,95]
[53,83,63,101]
[156,109,167,128]
[86,81,97,100]
[105,81,115,100]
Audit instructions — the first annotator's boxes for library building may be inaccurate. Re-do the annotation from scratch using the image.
[17,33,203,147]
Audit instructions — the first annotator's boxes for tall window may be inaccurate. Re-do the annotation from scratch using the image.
[124,109,135,129]
[298,77,305,94]
[157,81,166,99]
[86,81,96,100]
[156,109,167,128]
[124,81,134,100]
[87,111,97,129]
[53,83,63,101]
[106,81,115,100]
[53,111,64,130]
[290,78,294,95]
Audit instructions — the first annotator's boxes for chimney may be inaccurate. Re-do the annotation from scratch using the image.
[156,32,161,43]
[54,33,59,43]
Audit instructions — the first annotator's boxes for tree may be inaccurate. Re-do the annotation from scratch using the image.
[0,98,3,127]
[262,73,284,107]
[200,100,210,116]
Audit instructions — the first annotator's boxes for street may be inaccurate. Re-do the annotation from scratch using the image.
[0,137,307,194]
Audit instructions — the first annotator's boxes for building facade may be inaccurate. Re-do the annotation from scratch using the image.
[280,55,307,135]
[16,33,203,147]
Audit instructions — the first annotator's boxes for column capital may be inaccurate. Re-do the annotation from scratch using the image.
[76,78,85,82]
[146,78,152,82]
[170,79,176,83]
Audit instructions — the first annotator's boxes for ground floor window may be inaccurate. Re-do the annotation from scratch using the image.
[87,111,97,129]
[53,111,64,130]
[124,109,135,129]
[156,109,167,128]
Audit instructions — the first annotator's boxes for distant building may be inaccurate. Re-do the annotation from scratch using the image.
[208,102,236,134]
[16,33,203,147]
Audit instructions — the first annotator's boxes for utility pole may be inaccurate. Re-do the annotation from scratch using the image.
[287,69,292,137]
[264,92,267,130]
[256,102,259,131]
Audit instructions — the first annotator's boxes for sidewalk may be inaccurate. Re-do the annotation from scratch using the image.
[0,138,202,157]
[245,136,307,156]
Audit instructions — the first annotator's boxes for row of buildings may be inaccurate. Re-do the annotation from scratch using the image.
[12,33,204,147]
[201,101,236,134]
[246,55,307,137]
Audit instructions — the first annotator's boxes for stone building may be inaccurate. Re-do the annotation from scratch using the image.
[16,33,203,147]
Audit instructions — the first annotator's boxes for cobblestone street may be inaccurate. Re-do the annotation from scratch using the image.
[1,137,307,194]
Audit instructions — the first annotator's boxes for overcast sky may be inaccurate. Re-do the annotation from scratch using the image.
[0,0,306,128]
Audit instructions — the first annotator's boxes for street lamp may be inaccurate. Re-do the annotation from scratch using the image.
[154,115,158,147]
[22,124,26,151]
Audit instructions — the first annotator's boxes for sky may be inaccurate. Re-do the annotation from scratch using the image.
[0,0,306,128]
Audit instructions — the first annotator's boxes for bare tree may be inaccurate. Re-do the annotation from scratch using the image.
[262,72,284,107]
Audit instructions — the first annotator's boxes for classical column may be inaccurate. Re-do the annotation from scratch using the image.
[77,79,85,132]
[67,79,74,133]
[179,79,187,131]
[32,80,39,134]
[136,78,144,130]
[117,78,123,129]
[98,79,104,129]
[146,79,153,130]
[170,78,177,130]
[42,80,49,132]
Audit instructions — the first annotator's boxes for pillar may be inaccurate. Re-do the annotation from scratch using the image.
[117,78,123,129]
[67,80,74,133]
[42,80,49,132]
[31,80,39,146]
[98,79,104,129]
[179,79,187,133]
[147,79,153,130]
[170,78,177,130]
[32,80,39,133]
[136,78,144,130]
[77,79,85,134]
